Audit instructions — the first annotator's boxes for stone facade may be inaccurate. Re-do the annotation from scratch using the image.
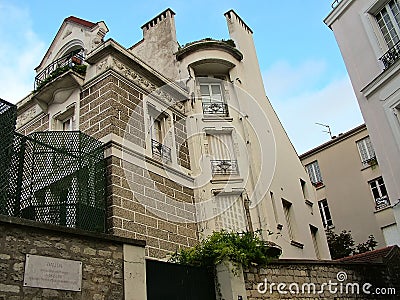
[80,72,145,147]
[244,260,399,299]
[106,156,197,259]
[17,113,49,136]
[0,214,145,300]
[173,114,191,170]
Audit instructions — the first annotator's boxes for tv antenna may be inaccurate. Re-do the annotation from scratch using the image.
[316,123,333,139]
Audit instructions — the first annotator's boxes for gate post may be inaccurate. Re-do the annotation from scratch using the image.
[123,244,147,300]
[216,261,247,300]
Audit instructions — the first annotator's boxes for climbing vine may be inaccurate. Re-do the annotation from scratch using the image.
[169,230,281,270]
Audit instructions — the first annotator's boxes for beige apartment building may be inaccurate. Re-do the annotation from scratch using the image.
[325,0,400,243]
[12,9,330,260]
[300,124,399,246]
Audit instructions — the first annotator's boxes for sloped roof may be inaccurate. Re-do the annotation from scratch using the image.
[65,16,96,28]
[335,245,398,263]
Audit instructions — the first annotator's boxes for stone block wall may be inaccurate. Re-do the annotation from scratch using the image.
[80,72,145,147]
[17,113,49,136]
[106,156,198,259]
[173,113,191,170]
[244,260,398,299]
[0,215,145,300]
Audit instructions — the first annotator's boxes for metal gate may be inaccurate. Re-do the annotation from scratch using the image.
[146,259,216,300]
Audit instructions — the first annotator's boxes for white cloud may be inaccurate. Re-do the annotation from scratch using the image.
[263,61,364,154]
[0,2,45,103]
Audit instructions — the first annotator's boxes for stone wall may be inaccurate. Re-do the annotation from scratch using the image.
[106,155,198,259]
[17,113,49,136]
[173,113,191,170]
[244,260,398,299]
[80,72,145,147]
[0,214,145,300]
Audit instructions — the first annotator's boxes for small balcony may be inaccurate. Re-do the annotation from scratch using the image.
[151,139,172,162]
[211,160,239,175]
[375,196,390,210]
[34,49,86,91]
[202,102,229,116]
[379,41,400,70]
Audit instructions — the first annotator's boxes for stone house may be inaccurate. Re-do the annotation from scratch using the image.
[15,9,330,260]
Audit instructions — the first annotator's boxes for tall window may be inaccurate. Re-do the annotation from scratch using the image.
[310,225,321,259]
[369,177,390,210]
[148,107,171,162]
[208,132,238,175]
[200,83,228,116]
[282,199,295,239]
[213,194,248,232]
[305,161,323,187]
[318,199,333,228]
[356,136,376,167]
[376,0,400,49]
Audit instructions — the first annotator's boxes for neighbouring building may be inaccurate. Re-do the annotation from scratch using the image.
[12,9,330,260]
[300,124,399,246]
[324,0,400,242]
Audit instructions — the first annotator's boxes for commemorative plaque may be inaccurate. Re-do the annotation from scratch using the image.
[23,254,82,291]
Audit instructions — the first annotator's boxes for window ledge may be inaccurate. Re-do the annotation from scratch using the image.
[210,177,244,184]
[305,199,314,207]
[290,240,304,249]
[202,116,233,122]
[374,205,392,213]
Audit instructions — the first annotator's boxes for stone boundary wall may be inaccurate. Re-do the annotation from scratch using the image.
[244,259,399,300]
[0,215,145,300]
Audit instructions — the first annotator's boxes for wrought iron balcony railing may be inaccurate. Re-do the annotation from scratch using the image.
[202,102,229,116]
[375,196,390,210]
[211,160,239,175]
[34,49,85,90]
[151,139,172,162]
[379,41,400,70]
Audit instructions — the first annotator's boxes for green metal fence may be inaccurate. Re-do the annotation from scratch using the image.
[0,99,106,232]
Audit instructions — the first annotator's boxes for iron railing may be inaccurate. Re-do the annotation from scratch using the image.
[34,49,85,90]
[379,40,400,70]
[0,100,106,232]
[211,160,239,175]
[202,102,229,116]
[151,139,172,162]
[375,196,390,210]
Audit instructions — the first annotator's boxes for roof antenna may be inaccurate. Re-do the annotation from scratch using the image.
[316,123,333,139]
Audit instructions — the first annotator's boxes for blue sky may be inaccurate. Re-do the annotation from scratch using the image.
[0,0,364,154]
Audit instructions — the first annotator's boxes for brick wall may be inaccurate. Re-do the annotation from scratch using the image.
[80,73,145,147]
[244,260,398,299]
[17,113,49,136]
[0,215,144,300]
[106,156,198,259]
[173,113,191,170]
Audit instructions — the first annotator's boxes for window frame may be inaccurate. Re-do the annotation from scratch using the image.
[356,136,376,167]
[305,161,323,187]
[375,0,400,49]
[369,176,390,210]
[318,199,333,228]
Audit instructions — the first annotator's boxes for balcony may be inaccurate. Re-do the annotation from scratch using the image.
[34,49,86,91]
[151,139,172,162]
[202,102,229,116]
[379,41,400,70]
[211,160,239,175]
[0,100,106,233]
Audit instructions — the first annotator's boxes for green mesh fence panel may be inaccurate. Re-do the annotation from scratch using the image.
[0,99,17,216]
[0,99,105,233]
